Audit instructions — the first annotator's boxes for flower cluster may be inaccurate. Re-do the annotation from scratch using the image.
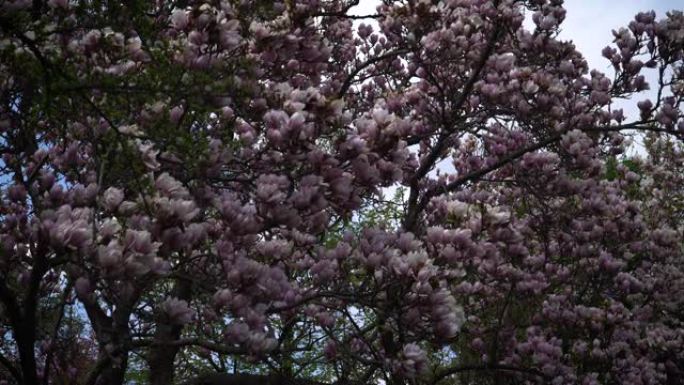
[0,1,682,385]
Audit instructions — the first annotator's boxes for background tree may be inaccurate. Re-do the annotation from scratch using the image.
[0,0,683,385]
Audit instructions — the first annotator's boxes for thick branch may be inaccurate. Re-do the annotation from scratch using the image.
[337,49,408,98]
[0,278,40,384]
[185,373,359,385]
[42,281,74,385]
[404,20,503,232]
[132,338,250,356]
[403,120,678,230]
[0,280,22,326]
[410,25,503,184]
[148,277,192,385]
[0,351,22,383]
[432,363,545,384]
[84,355,111,385]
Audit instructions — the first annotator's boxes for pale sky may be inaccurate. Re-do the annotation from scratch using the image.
[351,0,681,78]
[555,1,681,124]
[351,0,684,179]
[558,0,681,71]
[350,0,683,155]
[559,1,680,124]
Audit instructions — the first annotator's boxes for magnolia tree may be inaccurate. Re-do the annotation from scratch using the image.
[0,0,683,384]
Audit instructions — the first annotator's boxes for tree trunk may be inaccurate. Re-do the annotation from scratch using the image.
[95,356,128,385]
[15,325,38,385]
[148,278,193,385]
[92,324,130,385]
[147,322,184,385]
[186,373,332,385]
[79,290,133,385]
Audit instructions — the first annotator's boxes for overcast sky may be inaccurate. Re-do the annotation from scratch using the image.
[556,1,680,123]
[351,0,681,72]
[350,1,682,155]
[558,1,680,69]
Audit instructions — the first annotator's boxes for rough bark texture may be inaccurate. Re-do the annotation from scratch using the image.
[186,373,332,385]
[148,279,193,385]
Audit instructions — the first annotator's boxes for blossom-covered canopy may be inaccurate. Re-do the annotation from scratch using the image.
[0,0,683,384]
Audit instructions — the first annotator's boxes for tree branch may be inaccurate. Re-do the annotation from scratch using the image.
[185,372,361,385]
[403,119,680,230]
[403,20,503,231]
[337,49,408,98]
[132,338,250,356]
[432,363,545,384]
[0,351,22,383]
[42,280,74,385]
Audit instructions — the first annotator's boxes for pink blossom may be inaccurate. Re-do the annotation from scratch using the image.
[102,187,124,211]
[161,297,194,325]
[170,10,189,30]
